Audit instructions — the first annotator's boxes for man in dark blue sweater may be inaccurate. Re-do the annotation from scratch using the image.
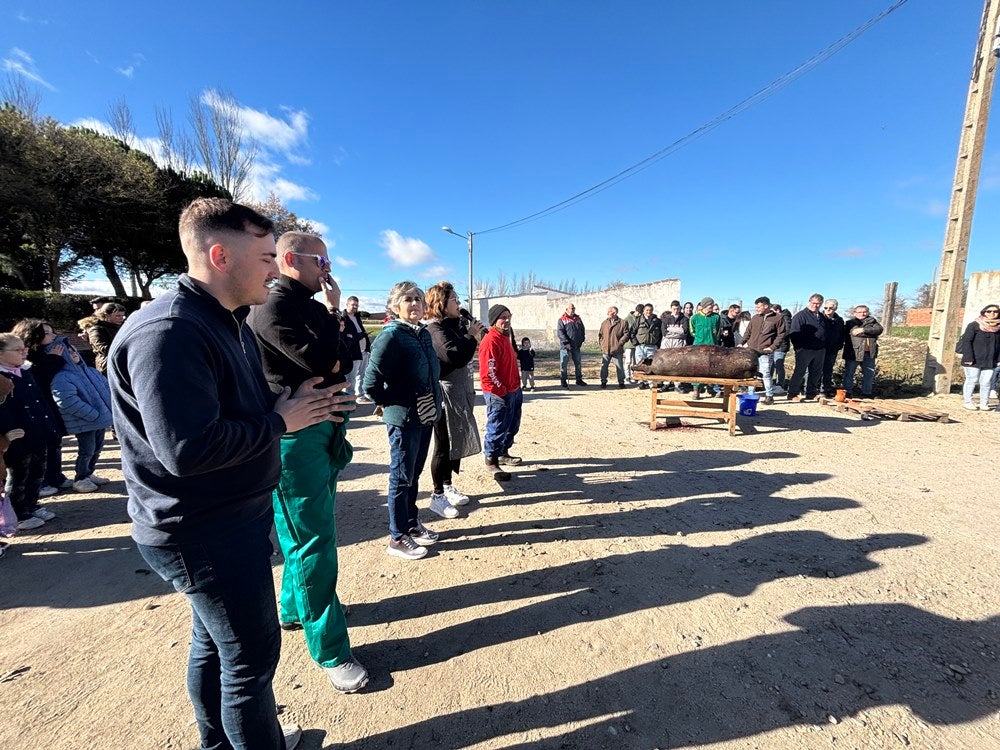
[786,293,829,402]
[108,198,348,750]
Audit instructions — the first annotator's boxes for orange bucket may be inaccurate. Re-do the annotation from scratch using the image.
[834,389,847,402]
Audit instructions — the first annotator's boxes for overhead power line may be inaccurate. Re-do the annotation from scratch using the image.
[475,0,910,237]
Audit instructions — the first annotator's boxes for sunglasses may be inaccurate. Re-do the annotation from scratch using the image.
[292,252,330,270]
[985,308,1000,314]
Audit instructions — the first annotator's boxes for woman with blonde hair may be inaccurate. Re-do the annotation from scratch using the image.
[363,281,443,560]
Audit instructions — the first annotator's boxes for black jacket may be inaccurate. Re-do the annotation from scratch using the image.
[425,317,479,379]
[789,309,828,351]
[632,314,662,347]
[824,312,846,353]
[247,275,352,391]
[108,275,284,546]
[957,321,1000,369]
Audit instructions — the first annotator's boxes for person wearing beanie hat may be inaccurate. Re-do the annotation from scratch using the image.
[478,305,523,480]
[556,303,587,388]
[488,304,510,326]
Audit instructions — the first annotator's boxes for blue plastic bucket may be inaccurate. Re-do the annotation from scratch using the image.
[737,393,759,416]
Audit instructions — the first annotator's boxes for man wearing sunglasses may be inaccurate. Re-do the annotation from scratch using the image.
[247,232,369,694]
[842,305,884,399]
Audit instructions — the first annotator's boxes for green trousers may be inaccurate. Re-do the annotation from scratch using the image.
[273,420,354,667]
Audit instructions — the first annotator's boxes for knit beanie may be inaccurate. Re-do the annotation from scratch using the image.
[699,297,715,310]
[488,304,511,326]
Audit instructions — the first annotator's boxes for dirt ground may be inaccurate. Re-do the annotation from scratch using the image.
[1,376,998,750]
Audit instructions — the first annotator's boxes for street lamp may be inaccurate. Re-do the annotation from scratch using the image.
[441,226,474,313]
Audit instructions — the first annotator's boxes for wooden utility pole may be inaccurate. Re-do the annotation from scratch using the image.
[924,0,1000,393]
[881,281,898,335]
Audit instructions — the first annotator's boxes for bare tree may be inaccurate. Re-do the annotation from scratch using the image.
[495,269,509,296]
[1,73,41,121]
[188,89,258,202]
[155,106,196,173]
[107,98,135,147]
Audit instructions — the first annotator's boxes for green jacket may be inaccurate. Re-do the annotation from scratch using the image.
[689,311,721,345]
[363,321,442,427]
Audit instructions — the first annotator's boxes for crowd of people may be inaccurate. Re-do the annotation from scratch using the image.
[561,294,905,407]
[1,196,998,750]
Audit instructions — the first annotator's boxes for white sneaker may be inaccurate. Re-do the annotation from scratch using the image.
[73,478,99,492]
[771,386,786,395]
[990,389,998,400]
[429,492,459,519]
[38,485,58,498]
[443,484,470,506]
[57,478,74,489]
[87,475,111,486]
[962,403,978,411]
[32,506,56,521]
[17,516,45,530]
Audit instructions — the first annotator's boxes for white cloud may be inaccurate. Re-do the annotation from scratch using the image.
[379,230,436,267]
[271,177,317,202]
[418,264,452,280]
[72,117,113,135]
[333,255,357,268]
[287,153,312,166]
[116,65,135,78]
[307,220,330,236]
[2,47,55,91]
[201,90,309,153]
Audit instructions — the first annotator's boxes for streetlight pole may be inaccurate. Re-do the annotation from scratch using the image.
[441,226,474,313]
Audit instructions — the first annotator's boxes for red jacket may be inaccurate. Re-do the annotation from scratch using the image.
[478,328,520,396]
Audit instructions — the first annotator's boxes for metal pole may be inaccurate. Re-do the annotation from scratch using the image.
[467,232,474,314]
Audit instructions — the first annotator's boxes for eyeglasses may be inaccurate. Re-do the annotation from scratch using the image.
[823,306,836,310]
[984,308,1000,314]
[292,252,330,270]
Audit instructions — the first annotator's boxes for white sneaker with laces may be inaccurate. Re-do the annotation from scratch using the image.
[17,516,45,531]
[429,493,459,519]
[443,484,470,506]
[87,475,111,486]
[32,506,56,521]
[38,485,58,498]
[73,478,99,492]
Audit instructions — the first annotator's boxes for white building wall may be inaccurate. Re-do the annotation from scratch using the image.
[964,270,1000,328]
[477,279,681,346]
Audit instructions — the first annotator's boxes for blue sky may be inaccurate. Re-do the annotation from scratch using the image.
[3,1,997,313]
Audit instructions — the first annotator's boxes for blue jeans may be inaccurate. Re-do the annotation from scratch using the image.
[386,421,432,540]
[962,366,997,409]
[559,347,583,383]
[137,514,284,750]
[843,356,877,397]
[772,350,787,387]
[600,353,625,385]
[483,390,523,460]
[757,353,774,397]
[74,429,106,481]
